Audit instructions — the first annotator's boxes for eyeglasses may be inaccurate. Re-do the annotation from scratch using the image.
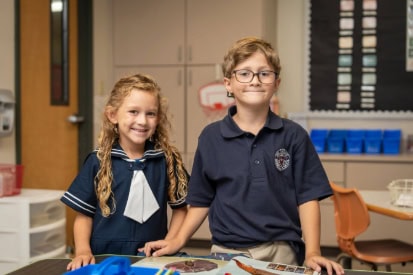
[232,69,278,84]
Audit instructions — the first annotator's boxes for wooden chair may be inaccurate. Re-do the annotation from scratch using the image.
[330,182,413,271]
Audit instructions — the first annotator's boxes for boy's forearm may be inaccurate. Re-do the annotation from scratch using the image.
[165,206,188,240]
[299,200,322,257]
[175,206,209,245]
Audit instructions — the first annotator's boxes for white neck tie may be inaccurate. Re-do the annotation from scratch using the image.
[123,170,160,223]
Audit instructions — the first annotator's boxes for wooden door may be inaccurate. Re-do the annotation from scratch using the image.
[19,0,78,248]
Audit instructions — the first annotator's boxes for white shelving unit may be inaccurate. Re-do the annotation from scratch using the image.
[0,188,66,274]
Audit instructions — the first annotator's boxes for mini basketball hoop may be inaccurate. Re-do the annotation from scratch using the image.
[199,81,234,123]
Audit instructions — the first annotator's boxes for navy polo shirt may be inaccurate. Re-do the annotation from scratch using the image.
[61,142,187,255]
[187,106,331,262]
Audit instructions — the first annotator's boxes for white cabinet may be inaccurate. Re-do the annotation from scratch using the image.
[113,0,277,66]
[185,0,276,64]
[113,0,186,66]
[0,189,66,274]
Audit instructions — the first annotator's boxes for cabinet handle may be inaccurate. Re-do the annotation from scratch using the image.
[178,46,182,63]
[188,69,192,86]
[178,69,182,86]
[188,46,192,62]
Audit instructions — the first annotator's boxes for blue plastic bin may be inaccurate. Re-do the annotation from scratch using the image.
[364,138,381,154]
[310,129,329,153]
[346,129,364,154]
[329,129,347,138]
[383,139,401,154]
[327,136,345,153]
[346,138,363,154]
[365,129,382,139]
[383,129,401,154]
[327,129,346,153]
[383,129,401,139]
[64,256,180,275]
[346,129,365,138]
[364,129,382,154]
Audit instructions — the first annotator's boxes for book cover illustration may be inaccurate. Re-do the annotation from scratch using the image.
[217,256,318,275]
[133,256,227,275]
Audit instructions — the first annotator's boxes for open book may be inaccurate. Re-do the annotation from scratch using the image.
[133,255,319,275]
[217,256,318,275]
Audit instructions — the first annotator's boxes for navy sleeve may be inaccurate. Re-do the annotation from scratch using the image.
[291,123,332,205]
[60,153,99,217]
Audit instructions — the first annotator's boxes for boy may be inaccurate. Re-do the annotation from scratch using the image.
[142,37,344,275]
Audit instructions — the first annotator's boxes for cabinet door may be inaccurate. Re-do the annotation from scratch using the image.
[113,0,185,65]
[320,200,337,246]
[186,0,276,64]
[321,161,345,185]
[346,162,413,190]
[114,67,186,152]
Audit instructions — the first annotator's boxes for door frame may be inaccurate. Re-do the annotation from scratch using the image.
[15,0,94,168]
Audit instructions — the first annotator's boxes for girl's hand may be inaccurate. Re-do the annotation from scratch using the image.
[66,254,95,271]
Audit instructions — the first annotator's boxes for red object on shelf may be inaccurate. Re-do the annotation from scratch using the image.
[0,164,24,197]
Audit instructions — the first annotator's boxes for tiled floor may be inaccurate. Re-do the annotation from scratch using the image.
[182,244,413,273]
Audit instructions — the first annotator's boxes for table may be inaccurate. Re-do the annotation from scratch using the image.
[359,190,413,220]
[5,255,140,275]
[5,255,413,275]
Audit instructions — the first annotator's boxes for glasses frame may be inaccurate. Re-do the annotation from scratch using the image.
[232,69,279,84]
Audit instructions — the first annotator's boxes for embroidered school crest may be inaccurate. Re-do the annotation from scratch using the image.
[274,148,290,171]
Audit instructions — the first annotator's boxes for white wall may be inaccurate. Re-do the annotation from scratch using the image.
[276,0,306,115]
[0,0,16,164]
[93,0,114,146]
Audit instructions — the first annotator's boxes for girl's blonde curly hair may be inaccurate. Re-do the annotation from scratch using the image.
[96,73,188,217]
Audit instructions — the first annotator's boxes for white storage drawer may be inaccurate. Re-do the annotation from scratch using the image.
[30,200,65,228]
[0,203,23,229]
[0,232,20,258]
[30,221,65,257]
[0,188,66,274]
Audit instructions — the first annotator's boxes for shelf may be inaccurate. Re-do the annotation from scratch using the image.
[0,189,64,203]
[30,245,66,262]
[30,218,65,234]
[319,153,413,162]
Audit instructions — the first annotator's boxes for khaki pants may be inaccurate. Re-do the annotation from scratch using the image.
[211,241,298,265]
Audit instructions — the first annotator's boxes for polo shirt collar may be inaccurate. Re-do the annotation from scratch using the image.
[221,105,283,138]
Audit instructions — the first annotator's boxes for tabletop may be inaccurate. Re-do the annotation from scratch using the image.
[5,255,139,275]
[6,255,413,275]
[359,190,413,220]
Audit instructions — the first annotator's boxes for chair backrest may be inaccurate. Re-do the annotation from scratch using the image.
[330,182,371,255]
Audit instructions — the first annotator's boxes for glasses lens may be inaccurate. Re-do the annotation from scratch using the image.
[258,71,276,84]
[234,70,253,83]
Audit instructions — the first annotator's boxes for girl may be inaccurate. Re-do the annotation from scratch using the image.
[61,73,188,270]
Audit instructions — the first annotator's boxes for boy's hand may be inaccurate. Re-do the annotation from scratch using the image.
[305,255,345,275]
[139,238,183,257]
